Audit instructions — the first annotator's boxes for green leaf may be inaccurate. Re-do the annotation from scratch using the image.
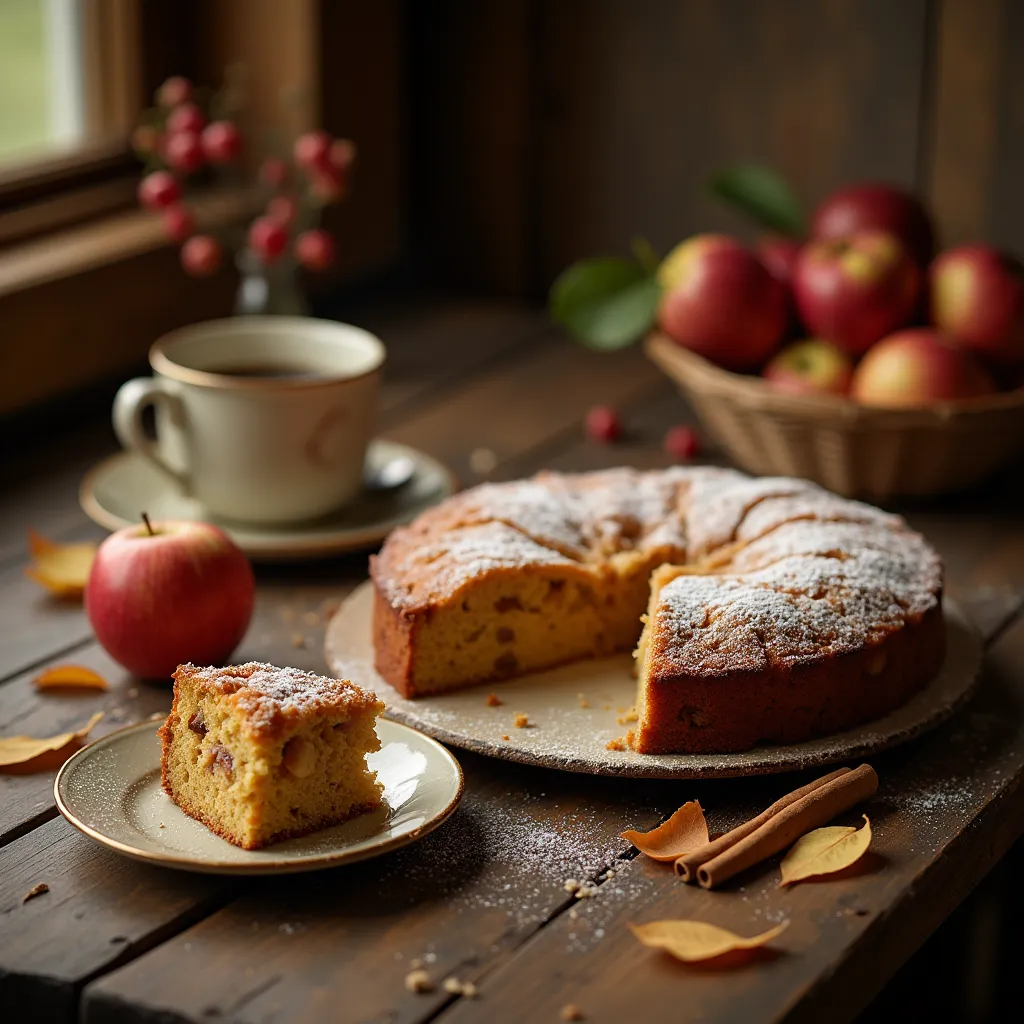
[549,257,660,351]
[708,164,805,238]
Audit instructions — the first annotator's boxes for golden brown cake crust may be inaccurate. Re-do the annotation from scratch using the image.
[369,467,945,753]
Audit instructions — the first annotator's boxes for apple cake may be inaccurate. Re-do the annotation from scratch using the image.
[369,467,944,754]
[159,662,384,849]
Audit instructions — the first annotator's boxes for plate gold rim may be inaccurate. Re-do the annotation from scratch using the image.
[53,717,465,876]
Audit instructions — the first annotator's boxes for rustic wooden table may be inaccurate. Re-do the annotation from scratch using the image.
[2,298,1023,1024]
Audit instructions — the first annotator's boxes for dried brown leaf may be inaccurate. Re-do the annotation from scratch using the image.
[629,919,788,962]
[34,665,109,692]
[25,531,96,597]
[0,712,104,774]
[621,801,710,862]
[780,816,872,886]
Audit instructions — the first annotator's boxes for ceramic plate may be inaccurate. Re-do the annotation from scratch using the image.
[79,440,456,560]
[326,582,983,780]
[54,717,463,875]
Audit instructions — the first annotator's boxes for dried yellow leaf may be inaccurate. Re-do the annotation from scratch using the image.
[34,665,109,692]
[621,801,710,862]
[780,815,872,886]
[0,712,103,774]
[25,531,96,597]
[629,919,788,963]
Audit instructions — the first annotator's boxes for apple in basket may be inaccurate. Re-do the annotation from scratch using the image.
[930,244,1024,365]
[762,339,853,397]
[657,234,788,371]
[811,183,934,267]
[792,231,920,357]
[850,328,996,407]
[85,517,255,678]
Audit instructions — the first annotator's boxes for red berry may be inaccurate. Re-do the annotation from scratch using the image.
[200,120,242,163]
[309,167,344,203]
[181,235,222,277]
[138,170,181,210]
[259,157,289,188]
[266,195,298,226]
[162,204,195,243]
[166,102,206,135]
[295,229,335,271]
[327,138,356,173]
[248,216,289,264]
[163,131,205,173]
[585,406,622,443]
[663,425,700,461]
[156,76,191,109]
[293,130,331,171]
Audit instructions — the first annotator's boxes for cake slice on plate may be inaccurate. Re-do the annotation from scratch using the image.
[159,662,384,850]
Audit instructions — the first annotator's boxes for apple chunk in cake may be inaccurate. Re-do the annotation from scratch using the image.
[159,662,384,849]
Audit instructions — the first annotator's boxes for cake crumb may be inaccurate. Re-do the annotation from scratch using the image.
[563,878,580,893]
[605,737,627,752]
[486,693,504,707]
[159,822,166,828]
[22,883,49,903]
[443,976,477,997]
[577,693,590,708]
[616,709,639,725]
[514,713,530,729]
[501,735,510,741]
[405,969,434,993]
[561,1005,584,1021]
[602,705,611,711]
[409,957,424,970]
[291,633,308,649]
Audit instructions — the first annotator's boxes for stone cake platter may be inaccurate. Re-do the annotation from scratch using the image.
[325,582,983,780]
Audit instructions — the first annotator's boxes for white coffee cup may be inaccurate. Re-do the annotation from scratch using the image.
[113,316,385,524]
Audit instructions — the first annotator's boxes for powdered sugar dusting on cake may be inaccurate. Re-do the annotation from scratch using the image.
[184,662,379,735]
[736,491,905,545]
[378,521,580,610]
[685,475,819,556]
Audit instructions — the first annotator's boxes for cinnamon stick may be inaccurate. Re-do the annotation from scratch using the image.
[675,766,851,882]
[694,764,878,890]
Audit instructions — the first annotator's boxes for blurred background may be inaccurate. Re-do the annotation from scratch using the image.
[1,3,1022,1019]
[3,0,1021,420]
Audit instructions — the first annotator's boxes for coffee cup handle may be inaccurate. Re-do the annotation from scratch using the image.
[112,378,192,494]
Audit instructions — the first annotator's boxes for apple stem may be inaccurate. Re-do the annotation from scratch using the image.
[141,511,155,536]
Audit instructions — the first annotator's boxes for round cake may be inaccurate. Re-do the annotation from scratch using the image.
[369,467,944,754]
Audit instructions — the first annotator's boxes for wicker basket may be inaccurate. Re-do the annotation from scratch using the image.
[646,331,1024,499]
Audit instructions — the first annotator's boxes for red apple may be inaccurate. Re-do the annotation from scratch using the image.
[585,405,622,443]
[811,183,934,266]
[930,244,1024,364]
[850,328,996,407]
[763,339,853,397]
[85,519,255,678]
[657,234,787,370]
[162,204,195,243]
[756,236,803,287]
[166,102,206,136]
[248,216,289,264]
[792,231,920,356]
[663,425,700,461]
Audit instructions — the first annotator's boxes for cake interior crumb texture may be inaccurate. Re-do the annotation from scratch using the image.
[159,662,384,850]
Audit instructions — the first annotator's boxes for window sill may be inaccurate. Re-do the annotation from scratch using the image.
[0,190,254,298]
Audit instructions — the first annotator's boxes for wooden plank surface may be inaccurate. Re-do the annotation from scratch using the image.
[2,298,1024,1024]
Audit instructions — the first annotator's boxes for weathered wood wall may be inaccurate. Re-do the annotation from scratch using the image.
[402,0,1022,294]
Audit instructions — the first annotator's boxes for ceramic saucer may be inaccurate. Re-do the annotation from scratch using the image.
[54,718,463,875]
[80,440,455,560]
